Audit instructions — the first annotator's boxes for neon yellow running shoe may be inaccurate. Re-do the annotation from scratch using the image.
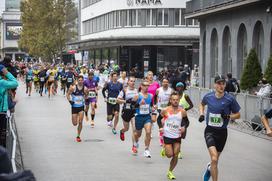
[160,147,166,158]
[167,171,176,180]
[178,151,183,159]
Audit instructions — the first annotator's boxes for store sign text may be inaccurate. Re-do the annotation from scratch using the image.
[127,0,162,6]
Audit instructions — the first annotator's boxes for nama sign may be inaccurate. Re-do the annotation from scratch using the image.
[127,0,162,6]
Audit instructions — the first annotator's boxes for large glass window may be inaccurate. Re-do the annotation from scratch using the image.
[131,9,136,26]
[146,9,151,26]
[113,11,117,28]
[164,9,169,25]
[116,11,120,27]
[121,10,127,27]
[158,9,163,25]
[181,9,185,25]
[174,9,180,26]
[152,9,157,26]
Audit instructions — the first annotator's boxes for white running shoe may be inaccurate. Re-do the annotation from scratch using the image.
[144,149,151,158]
[107,121,113,127]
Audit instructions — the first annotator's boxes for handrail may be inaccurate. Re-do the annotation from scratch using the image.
[8,112,17,172]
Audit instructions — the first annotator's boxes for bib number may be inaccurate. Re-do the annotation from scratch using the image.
[208,113,223,127]
[49,76,54,81]
[125,103,131,109]
[89,91,96,98]
[139,104,150,114]
[108,97,117,105]
[67,78,73,83]
[40,77,45,82]
[27,76,32,80]
[74,96,84,105]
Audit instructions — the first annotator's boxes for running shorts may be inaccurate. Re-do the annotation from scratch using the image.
[66,83,72,89]
[85,98,97,105]
[72,106,84,114]
[163,136,181,144]
[265,109,272,119]
[121,109,135,122]
[107,103,120,115]
[135,115,151,131]
[204,126,228,152]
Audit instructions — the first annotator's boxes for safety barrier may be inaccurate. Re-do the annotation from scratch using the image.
[6,112,24,172]
[185,86,272,140]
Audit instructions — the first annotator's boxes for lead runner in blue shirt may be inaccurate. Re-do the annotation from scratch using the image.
[199,75,241,181]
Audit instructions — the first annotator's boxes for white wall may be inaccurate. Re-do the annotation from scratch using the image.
[81,0,186,22]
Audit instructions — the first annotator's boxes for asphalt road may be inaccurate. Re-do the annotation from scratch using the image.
[15,83,272,181]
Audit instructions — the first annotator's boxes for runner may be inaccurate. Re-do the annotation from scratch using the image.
[38,66,47,96]
[46,66,57,98]
[60,67,67,95]
[158,91,189,180]
[117,76,138,147]
[84,71,98,127]
[156,78,173,146]
[53,66,59,95]
[25,65,33,96]
[118,71,128,88]
[33,66,40,92]
[102,72,123,134]
[66,67,75,92]
[66,75,88,142]
[199,75,241,181]
[132,80,154,157]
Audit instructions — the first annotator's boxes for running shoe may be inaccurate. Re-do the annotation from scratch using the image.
[144,149,151,158]
[203,163,211,181]
[76,136,81,142]
[132,145,138,154]
[167,171,176,180]
[120,130,125,141]
[160,147,166,158]
[90,121,95,128]
[112,128,117,135]
[178,151,183,159]
[107,121,113,127]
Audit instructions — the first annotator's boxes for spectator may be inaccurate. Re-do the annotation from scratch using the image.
[261,109,272,137]
[225,73,240,93]
[0,65,18,147]
[255,78,271,97]
[0,56,18,78]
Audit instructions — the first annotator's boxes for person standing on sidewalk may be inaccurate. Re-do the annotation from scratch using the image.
[199,75,241,181]
[0,65,18,147]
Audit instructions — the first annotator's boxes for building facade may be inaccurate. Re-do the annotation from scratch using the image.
[0,0,25,61]
[69,0,199,76]
[186,0,272,88]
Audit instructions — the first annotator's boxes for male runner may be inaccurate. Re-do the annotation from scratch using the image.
[38,66,47,96]
[132,80,154,157]
[158,92,189,180]
[156,78,173,146]
[84,72,98,127]
[66,67,75,91]
[117,76,138,146]
[199,75,241,181]
[118,71,128,88]
[102,72,123,134]
[66,75,88,142]
[25,65,33,96]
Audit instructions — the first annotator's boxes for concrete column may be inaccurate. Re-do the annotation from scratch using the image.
[231,24,239,78]
[218,26,223,75]
[205,27,212,88]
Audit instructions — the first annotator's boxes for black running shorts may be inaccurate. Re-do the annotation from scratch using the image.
[204,126,228,152]
[107,103,120,115]
[72,106,84,114]
[163,137,181,145]
[121,109,135,122]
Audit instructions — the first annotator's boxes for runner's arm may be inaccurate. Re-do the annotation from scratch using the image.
[66,86,74,101]
[102,83,108,98]
[181,110,189,128]
[184,94,194,111]
[230,112,240,120]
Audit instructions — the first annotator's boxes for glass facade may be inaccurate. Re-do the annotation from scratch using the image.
[82,0,102,8]
[6,0,20,11]
[83,8,197,35]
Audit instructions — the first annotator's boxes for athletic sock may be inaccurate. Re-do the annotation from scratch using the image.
[91,114,95,120]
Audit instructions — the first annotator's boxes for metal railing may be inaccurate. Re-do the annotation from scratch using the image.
[6,112,24,172]
[186,86,272,140]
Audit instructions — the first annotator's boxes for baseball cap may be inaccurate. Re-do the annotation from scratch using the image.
[176,82,184,87]
[214,75,226,83]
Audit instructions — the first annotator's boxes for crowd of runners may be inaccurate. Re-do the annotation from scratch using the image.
[13,61,247,181]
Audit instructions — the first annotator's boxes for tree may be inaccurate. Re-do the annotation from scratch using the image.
[264,55,272,85]
[19,0,77,61]
[240,49,262,90]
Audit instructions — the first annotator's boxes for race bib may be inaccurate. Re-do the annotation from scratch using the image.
[108,97,117,105]
[67,78,73,83]
[208,113,223,127]
[125,103,131,109]
[74,96,84,105]
[139,104,150,114]
[49,76,54,81]
[166,119,180,134]
[40,77,45,82]
[27,76,32,80]
[160,101,168,108]
[89,91,96,98]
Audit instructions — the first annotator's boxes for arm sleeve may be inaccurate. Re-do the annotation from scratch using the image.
[0,72,18,89]
[102,83,108,98]
[157,114,163,128]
